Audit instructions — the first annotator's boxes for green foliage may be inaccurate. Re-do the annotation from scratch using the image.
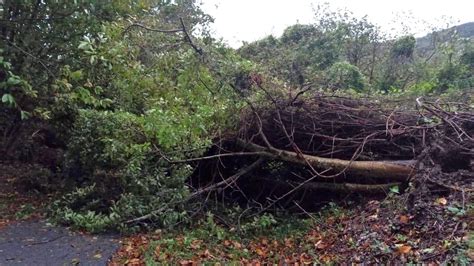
[390,36,416,58]
[51,185,117,233]
[50,14,242,230]
[326,61,366,91]
[144,212,315,263]
[406,81,437,95]
[0,0,217,154]
[281,24,317,44]
[436,43,473,92]
[53,110,192,231]
[65,110,146,174]
[15,204,36,220]
[460,45,474,68]
[0,52,35,116]
[240,213,278,234]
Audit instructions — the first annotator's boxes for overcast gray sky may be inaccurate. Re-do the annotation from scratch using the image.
[200,0,474,47]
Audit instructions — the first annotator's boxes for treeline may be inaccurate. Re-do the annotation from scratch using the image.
[238,7,474,93]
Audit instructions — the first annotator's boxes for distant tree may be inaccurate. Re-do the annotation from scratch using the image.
[460,45,474,69]
[239,5,387,89]
[391,36,416,58]
[326,61,366,91]
[436,43,473,91]
[378,35,417,91]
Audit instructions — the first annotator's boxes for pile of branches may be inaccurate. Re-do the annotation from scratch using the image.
[189,90,473,210]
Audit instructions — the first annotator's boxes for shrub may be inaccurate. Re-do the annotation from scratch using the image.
[52,110,191,232]
[326,61,366,91]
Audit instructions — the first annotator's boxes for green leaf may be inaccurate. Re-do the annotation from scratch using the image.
[70,70,83,81]
[447,206,459,213]
[78,41,90,50]
[20,110,30,120]
[422,248,435,253]
[2,93,15,105]
[389,185,400,194]
[7,76,22,86]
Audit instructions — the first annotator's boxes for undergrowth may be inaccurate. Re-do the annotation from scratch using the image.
[110,190,472,264]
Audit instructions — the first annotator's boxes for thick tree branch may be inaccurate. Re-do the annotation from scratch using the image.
[237,139,415,181]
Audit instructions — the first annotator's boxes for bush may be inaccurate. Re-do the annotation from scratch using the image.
[52,110,191,232]
[326,61,366,91]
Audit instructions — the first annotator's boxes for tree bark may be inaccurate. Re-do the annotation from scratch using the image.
[237,139,415,181]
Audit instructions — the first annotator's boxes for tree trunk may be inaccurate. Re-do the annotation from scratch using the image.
[237,139,415,181]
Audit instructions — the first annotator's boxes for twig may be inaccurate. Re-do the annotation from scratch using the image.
[169,151,266,164]
[126,158,264,224]
[122,23,182,36]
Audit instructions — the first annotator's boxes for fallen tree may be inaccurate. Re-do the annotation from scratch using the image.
[128,89,473,224]
[185,89,473,210]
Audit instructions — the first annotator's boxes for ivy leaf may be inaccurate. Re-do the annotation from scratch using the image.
[2,93,16,106]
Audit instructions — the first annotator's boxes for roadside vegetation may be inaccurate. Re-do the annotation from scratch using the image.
[0,1,472,264]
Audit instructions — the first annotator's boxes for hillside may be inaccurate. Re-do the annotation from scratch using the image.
[416,21,474,51]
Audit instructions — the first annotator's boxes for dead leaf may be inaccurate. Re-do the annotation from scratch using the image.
[320,254,333,263]
[300,253,313,264]
[93,253,102,259]
[154,245,161,257]
[190,239,202,250]
[126,258,143,266]
[125,244,134,252]
[315,239,328,250]
[232,240,242,249]
[397,245,412,254]
[368,214,378,220]
[179,260,194,266]
[255,247,266,257]
[436,197,447,205]
[400,215,409,224]
[326,216,335,225]
[202,249,215,259]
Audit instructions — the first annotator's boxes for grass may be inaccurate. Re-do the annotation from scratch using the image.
[135,204,354,264]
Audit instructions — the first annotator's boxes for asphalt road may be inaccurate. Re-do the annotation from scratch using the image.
[0,220,119,266]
